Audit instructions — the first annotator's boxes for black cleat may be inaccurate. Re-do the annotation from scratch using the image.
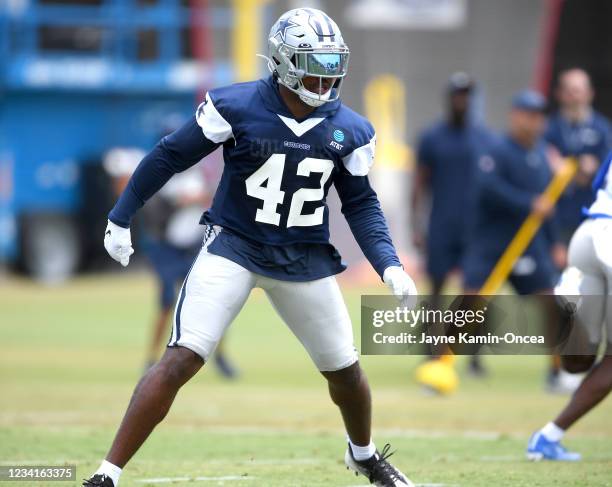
[345,443,414,486]
[82,474,115,487]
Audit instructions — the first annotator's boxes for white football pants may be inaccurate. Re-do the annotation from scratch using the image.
[167,229,358,371]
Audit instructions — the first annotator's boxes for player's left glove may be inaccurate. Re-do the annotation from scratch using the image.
[104,219,134,267]
[383,265,418,308]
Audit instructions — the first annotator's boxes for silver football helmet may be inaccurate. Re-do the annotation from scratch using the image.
[261,8,350,107]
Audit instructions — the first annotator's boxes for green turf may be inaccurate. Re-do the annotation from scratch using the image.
[1,273,611,486]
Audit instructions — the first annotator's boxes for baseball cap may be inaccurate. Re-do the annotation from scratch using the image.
[447,72,473,93]
[512,89,547,112]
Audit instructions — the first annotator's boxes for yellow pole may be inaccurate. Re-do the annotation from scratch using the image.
[479,158,578,295]
[364,74,413,170]
[231,0,269,82]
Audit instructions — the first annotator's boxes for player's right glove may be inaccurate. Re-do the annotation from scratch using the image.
[104,219,134,267]
[383,265,418,308]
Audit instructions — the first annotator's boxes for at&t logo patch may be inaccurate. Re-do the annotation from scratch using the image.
[330,129,345,150]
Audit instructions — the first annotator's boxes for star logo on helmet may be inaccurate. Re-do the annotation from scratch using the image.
[274,17,300,42]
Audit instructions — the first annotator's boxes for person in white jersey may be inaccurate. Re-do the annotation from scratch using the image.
[526,151,612,461]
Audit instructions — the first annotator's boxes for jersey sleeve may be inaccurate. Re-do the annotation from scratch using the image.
[334,120,401,278]
[196,91,235,144]
[592,151,612,192]
[340,120,376,176]
[108,113,219,228]
[334,173,401,278]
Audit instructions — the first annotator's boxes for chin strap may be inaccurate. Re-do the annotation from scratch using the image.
[299,95,325,108]
[299,90,329,107]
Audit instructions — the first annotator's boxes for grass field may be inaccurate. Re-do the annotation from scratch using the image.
[1,272,611,486]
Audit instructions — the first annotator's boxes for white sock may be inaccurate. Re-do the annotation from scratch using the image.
[95,460,122,486]
[349,439,377,461]
[541,422,565,442]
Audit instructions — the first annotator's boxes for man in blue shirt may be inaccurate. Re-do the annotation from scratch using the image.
[413,73,493,376]
[413,72,493,296]
[545,69,612,243]
[84,8,415,487]
[462,91,568,389]
[463,90,563,296]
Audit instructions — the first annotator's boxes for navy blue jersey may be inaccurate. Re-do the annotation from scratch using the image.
[468,134,558,260]
[109,76,400,280]
[544,110,612,234]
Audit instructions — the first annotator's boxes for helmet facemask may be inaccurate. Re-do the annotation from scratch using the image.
[263,33,350,108]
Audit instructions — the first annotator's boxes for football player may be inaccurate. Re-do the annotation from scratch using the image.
[84,8,416,487]
[527,151,612,461]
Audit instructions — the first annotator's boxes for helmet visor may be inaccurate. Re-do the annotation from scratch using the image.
[296,52,349,77]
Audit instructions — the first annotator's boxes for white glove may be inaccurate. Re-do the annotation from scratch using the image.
[383,265,418,308]
[104,219,134,267]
